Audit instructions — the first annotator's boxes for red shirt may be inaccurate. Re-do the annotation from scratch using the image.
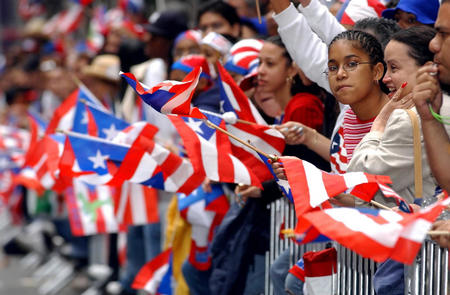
[282,92,324,131]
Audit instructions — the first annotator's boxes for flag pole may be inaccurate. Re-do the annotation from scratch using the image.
[428,230,450,236]
[205,119,277,161]
[255,0,262,24]
[369,200,392,210]
[282,228,450,237]
[199,109,256,125]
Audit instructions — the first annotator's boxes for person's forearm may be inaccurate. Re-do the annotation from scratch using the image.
[305,130,331,161]
[371,105,394,133]
[298,0,345,44]
[270,0,291,14]
[422,119,450,191]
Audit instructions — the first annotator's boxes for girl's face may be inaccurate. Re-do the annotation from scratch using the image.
[327,40,382,106]
[198,12,239,37]
[173,39,200,62]
[200,44,222,66]
[257,42,294,94]
[383,40,420,97]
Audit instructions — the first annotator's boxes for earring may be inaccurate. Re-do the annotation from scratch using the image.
[286,76,293,84]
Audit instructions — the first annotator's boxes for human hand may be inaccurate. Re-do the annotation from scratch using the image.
[413,62,442,121]
[271,161,287,180]
[234,184,262,204]
[430,220,450,249]
[275,122,309,145]
[297,0,312,7]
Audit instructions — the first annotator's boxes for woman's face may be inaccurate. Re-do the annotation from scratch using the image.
[173,39,200,62]
[327,40,380,106]
[257,42,292,94]
[198,12,238,37]
[383,40,420,97]
[394,9,421,29]
[253,88,282,118]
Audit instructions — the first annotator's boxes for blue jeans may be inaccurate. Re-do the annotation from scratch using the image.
[182,260,212,295]
[285,273,304,295]
[373,259,405,295]
[270,250,290,295]
[120,223,161,294]
[243,253,266,295]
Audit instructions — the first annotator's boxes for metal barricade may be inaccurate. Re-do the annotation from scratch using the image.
[266,198,450,295]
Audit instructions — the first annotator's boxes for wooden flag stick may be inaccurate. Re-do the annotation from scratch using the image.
[369,200,392,211]
[428,230,450,236]
[205,119,277,161]
[282,228,450,238]
[255,0,262,24]
[70,73,83,87]
[199,109,256,125]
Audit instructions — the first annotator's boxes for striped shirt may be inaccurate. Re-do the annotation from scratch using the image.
[342,108,375,161]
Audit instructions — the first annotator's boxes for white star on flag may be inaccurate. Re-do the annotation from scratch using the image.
[277,179,291,195]
[81,111,89,124]
[186,118,204,135]
[102,124,119,141]
[88,150,109,169]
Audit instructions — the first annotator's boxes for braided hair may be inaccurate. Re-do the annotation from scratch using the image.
[329,30,387,92]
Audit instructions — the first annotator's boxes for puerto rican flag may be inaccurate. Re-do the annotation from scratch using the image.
[18,0,45,20]
[178,185,228,270]
[120,67,206,119]
[297,197,450,264]
[0,125,30,168]
[46,85,107,134]
[303,248,337,295]
[66,178,120,236]
[72,0,94,5]
[279,156,394,217]
[114,182,159,226]
[169,114,261,188]
[15,134,65,194]
[42,4,85,35]
[217,62,266,124]
[227,121,285,182]
[289,258,305,282]
[61,125,203,195]
[72,100,130,139]
[132,248,173,294]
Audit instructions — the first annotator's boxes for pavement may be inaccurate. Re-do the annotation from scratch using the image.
[0,255,85,295]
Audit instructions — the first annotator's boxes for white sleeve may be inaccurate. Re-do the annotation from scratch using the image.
[273,3,331,93]
[298,0,346,45]
[143,58,167,87]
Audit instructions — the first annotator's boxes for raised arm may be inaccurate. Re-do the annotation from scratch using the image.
[298,0,346,45]
[272,2,331,93]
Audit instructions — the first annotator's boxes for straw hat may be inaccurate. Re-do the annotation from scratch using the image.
[82,54,121,83]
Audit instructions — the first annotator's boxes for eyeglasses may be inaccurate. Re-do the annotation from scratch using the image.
[324,61,372,76]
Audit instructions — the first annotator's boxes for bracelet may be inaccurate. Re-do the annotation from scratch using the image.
[429,104,450,125]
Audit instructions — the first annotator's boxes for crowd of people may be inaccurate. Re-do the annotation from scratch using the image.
[0,0,449,294]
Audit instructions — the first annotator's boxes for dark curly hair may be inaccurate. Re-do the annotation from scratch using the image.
[329,30,388,92]
[389,26,436,66]
[354,17,401,49]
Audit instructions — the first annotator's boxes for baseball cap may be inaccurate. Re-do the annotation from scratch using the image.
[144,10,188,40]
[381,0,439,25]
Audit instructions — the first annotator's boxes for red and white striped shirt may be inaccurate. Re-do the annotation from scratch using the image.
[330,108,375,174]
[343,108,375,161]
